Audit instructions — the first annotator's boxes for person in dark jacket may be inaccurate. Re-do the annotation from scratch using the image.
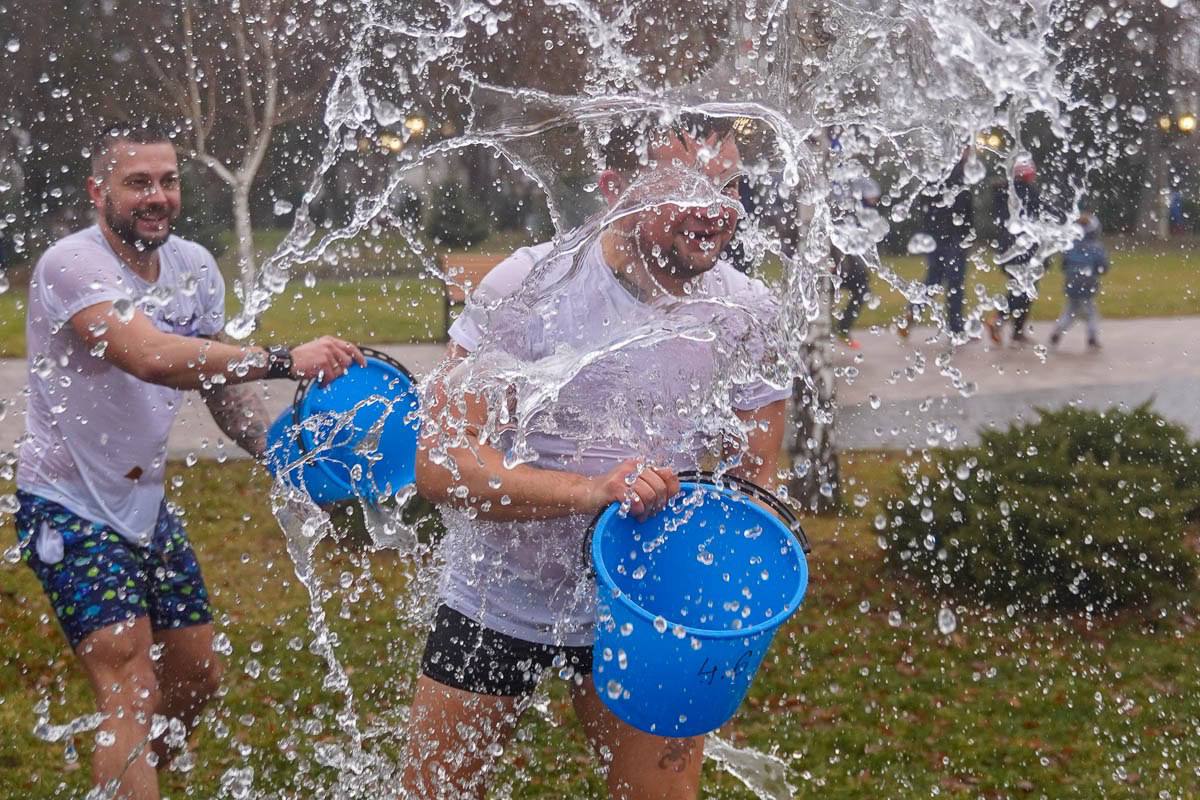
[986,160,1041,344]
[1049,212,1109,349]
[903,151,974,338]
[833,177,881,348]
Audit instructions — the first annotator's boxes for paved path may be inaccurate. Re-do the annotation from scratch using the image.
[834,315,1200,449]
[1,317,1196,459]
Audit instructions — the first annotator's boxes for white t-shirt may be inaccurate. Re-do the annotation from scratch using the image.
[17,226,225,544]
[438,239,791,646]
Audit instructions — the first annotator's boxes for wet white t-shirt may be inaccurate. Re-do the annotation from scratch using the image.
[17,226,225,544]
[438,239,791,646]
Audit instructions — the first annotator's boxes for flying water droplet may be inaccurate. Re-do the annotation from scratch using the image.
[937,607,957,635]
[906,233,937,254]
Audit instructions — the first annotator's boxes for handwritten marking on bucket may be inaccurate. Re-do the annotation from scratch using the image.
[265,347,420,505]
[591,471,809,738]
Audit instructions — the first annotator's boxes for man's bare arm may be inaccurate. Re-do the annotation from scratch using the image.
[200,336,271,458]
[414,345,678,521]
[731,399,787,488]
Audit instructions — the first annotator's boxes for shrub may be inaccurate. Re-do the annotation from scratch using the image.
[880,404,1200,612]
[427,180,490,248]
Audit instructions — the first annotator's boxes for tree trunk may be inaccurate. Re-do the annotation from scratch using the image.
[787,286,840,513]
[232,181,257,296]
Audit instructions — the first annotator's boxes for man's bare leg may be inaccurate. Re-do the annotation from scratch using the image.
[572,676,704,800]
[150,624,222,766]
[399,675,524,800]
[76,617,162,800]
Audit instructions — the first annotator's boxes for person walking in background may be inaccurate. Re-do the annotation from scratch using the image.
[1049,211,1109,350]
[902,149,974,339]
[986,159,1042,345]
[833,177,881,349]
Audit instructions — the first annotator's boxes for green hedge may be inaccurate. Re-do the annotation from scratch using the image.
[880,404,1200,612]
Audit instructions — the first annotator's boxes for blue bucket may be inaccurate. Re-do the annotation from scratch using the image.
[591,471,809,738]
[265,348,420,505]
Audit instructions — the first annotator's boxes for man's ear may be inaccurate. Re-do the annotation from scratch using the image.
[86,175,104,209]
[598,169,627,206]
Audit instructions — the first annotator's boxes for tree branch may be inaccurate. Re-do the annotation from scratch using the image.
[231,12,259,142]
[179,0,210,157]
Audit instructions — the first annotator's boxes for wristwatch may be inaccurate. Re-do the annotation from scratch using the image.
[265,345,294,380]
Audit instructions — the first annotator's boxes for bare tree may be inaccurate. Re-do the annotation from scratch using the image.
[117,0,348,294]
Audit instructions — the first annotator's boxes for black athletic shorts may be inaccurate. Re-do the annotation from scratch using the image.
[420,604,593,697]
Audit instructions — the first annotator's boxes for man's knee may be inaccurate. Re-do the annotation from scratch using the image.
[78,621,157,688]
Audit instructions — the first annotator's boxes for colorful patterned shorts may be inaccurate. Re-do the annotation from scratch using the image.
[15,491,213,649]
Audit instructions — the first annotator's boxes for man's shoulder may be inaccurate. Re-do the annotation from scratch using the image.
[161,235,218,269]
[476,241,560,300]
[708,260,773,301]
[36,226,109,271]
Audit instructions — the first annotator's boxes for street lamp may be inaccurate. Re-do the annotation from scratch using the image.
[1157,112,1196,133]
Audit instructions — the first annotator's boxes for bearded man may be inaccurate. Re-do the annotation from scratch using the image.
[14,121,363,799]
[401,115,790,800]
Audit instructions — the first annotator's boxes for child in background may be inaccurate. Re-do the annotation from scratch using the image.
[1049,211,1109,350]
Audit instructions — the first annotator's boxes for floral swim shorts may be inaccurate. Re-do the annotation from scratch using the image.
[14,491,213,649]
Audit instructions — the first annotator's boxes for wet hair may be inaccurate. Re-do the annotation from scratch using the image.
[90,120,177,176]
[600,112,737,175]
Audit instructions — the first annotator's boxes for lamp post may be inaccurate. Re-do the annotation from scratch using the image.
[1152,112,1195,238]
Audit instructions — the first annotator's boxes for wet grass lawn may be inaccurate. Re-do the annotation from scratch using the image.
[2,453,1198,798]
[0,236,1197,358]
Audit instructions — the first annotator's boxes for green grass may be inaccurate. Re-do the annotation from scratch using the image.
[0,233,1196,357]
[3,453,1198,797]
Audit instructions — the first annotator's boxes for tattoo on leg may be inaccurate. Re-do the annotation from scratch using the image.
[658,738,694,773]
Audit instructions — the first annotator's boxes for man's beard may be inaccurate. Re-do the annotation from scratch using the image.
[104,196,173,252]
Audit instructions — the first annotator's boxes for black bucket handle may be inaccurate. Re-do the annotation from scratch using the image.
[289,346,416,455]
[675,469,811,554]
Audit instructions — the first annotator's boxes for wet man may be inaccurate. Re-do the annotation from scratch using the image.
[14,122,363,800]
[401,117,791,799]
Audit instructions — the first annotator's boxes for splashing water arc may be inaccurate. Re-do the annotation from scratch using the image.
[10,0,1123,797]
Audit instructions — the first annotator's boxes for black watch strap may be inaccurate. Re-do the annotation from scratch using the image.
[265,345,294,380]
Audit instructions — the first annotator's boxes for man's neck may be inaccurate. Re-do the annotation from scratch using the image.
[599,230,692,301]
[99,224,161,282]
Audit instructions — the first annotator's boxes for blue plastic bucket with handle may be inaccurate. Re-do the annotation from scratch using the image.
[265,347,420,505]
[590,470,810,738]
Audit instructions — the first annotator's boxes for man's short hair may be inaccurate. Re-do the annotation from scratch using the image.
[600,112,737,175]
[90,120,177,176]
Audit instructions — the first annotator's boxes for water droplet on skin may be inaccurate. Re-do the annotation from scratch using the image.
[111,297,135,324]
[213,632,233,656]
